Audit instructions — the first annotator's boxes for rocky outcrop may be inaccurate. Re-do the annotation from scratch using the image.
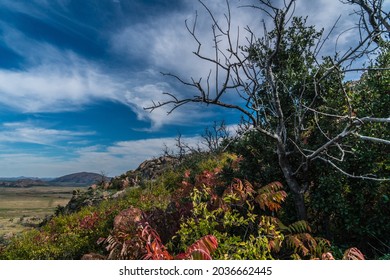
[60,156,181,215]
[60,188,111,215]
[135,155,180,180]
[109,155,181,190]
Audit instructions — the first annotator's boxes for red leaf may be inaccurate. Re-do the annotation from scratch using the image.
[343,247,365,260]
[183,235,218,260]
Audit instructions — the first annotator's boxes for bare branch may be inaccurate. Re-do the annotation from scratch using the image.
[356,117,390,123]
[307,125,355,161]
[343,67,390,72]
[318,156,390,181]
[345,0,390,31]
[318,33,373,82]
[353,133,390,145]
[302,104,349,119]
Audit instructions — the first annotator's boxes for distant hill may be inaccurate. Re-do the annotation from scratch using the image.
[0,178,47,188]
[50,172,108,185]
[0,176,47,182]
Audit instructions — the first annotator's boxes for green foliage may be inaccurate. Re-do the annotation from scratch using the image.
[0,202,118,259]
[0,147,378,259]
[0,183,172,260]
[379,254,390,260]
[225,130,281,184]
[159,169,184,190]
[235,39,390,259]
[255,181,287,212]
[169,173,337,260]
[306,45,390,258]
[99,206,218,260]
[170,185,273,260]
[130,184,171,211]
[2,3,388,261]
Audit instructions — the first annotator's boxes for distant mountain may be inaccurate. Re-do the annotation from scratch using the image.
[0,178,47,188]
[50,172,108,185]
[0,172,109,187]
[0,176,45,182]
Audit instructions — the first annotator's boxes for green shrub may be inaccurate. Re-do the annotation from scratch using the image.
[0,183,175,260]
[169,184,274,260]
[379,254,390,260]
[0,199,120,259]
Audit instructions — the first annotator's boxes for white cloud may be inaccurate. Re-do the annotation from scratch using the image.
[0,135,204,177]
[123,83,216,130]
[111,1,261,79]
[294,0,359,52]
[0,121,95,145]
[109,1,263,128]
[0,18,216,129]
[0,0,362,130]
[0,66,122,113]
[0,25,124,111]
[109,0,361,127]
[0,0,370,179]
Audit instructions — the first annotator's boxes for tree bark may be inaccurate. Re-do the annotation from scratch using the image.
[291,191,307,221]
[276,141,308,220]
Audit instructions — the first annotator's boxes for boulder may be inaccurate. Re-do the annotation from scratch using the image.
[113,207,144,233]
[135,155,180,180]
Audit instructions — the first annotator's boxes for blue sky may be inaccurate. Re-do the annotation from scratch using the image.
[0,0,370,177]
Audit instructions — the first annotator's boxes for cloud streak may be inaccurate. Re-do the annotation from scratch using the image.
[0,0,360,127]
[0,10,213,129]
[0,122,95,145]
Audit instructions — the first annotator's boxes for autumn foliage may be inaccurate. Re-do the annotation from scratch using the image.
[0,152,367,260]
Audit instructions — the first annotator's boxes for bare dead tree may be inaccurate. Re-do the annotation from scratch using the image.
[167,133,203,160]
[145,0,389,220]
[201,120,231,153]
[341,0,390,44]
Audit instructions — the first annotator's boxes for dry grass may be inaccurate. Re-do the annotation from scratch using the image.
[0,186,86,236]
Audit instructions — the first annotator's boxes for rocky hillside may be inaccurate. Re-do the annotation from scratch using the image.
[60,156,180,215]
[0,152,370,260]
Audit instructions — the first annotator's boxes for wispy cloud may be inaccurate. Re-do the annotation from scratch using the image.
[109,0,360,128]
[0,23,123,111]
[294,0,359,53]
[109,1,264,129]
[1,0,359,129]
[0,14,214,130]
[0,67,121,112]
[0,121,95,145]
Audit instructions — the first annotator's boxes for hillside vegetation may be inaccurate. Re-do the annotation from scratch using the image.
[0,0,389,261]
[0,147,387,260]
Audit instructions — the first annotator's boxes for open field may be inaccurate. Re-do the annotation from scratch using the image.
[0,186,86,237]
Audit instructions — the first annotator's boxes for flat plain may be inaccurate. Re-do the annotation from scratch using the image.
[0,186,83,236]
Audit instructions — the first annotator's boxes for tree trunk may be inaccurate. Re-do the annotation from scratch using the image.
[291,191,307,221]
[276,142,308,220]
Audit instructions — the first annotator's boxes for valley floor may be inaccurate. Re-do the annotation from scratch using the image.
[0,186,85,237]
